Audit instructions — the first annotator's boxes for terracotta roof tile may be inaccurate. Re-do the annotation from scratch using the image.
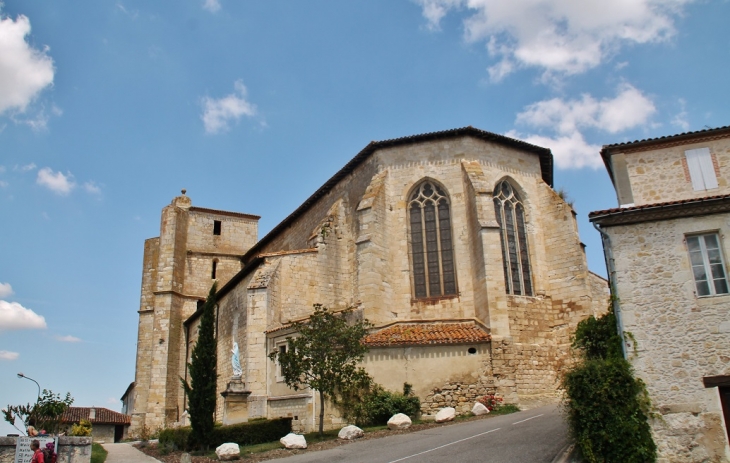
[364,322,490,347]
[61,407,130,425]
[589,193,730,218]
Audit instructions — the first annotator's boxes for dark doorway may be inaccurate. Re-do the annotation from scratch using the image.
[114,425,124,443]
[719,387,730,442]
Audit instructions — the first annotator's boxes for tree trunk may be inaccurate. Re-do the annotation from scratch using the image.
[319,390,325,436]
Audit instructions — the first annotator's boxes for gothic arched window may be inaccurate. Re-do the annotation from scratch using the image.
[493,180,533,296]
[409,180,457,299]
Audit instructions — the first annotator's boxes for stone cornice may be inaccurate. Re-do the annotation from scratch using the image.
[590,196,730,227]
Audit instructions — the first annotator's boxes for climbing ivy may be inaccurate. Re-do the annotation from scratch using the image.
[562,308,656,463]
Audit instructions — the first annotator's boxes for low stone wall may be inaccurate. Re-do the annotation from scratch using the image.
[422,380,497,416]
[0,436,91,463]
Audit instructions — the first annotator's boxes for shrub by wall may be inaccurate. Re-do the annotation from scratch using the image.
[159,417,292,451]
[562,309,656,463]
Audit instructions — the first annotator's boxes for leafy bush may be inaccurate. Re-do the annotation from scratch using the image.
[70,419,92,436]
[563,309,656,463]
[159,417,292,451]
[340,383,420,426]
[476,394,503,411]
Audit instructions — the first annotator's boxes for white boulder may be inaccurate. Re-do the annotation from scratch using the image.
[435,407,456,423]
[280,433,307,449]
[181,453,192,463]
[387,413,412,430]
[215,443,240,461]
[338,425,364,440]
[472,402,490,416]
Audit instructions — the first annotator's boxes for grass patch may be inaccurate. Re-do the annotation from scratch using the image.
[240,441,284,455]
[90,443,108,463]
[491,404,520,415]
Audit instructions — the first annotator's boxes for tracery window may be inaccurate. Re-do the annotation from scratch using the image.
[409,180,457,299]
[493,180,533,296]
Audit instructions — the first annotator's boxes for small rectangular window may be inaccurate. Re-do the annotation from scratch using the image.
[685,148,718,191]
[211,260,217,279]
[687,233,729,297]
[275,344,287,382]
[213,220,222,235]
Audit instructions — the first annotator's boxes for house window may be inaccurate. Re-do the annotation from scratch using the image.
[493,180,533,296]
[211,260,218,279]
[408,180,457,299]
[275,343,287,382]
[213,220,222,235]
[685,148,718,191]
[687,233,729,297]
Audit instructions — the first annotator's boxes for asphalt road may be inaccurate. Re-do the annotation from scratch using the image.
[271,404,568,463]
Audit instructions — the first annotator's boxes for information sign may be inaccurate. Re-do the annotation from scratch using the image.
[14,436,57,463]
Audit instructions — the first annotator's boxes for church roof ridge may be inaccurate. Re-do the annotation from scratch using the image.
[216,126,553,302]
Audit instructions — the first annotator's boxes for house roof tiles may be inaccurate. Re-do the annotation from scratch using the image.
[61,407,131,425]
[589,194,730,226]
[363,322,491,347]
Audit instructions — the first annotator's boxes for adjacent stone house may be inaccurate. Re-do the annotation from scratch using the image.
[129,126,608,435]
[61,407,130,443]
[589,125,730,462]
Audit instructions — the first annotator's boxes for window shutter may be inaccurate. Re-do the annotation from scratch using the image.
[686,148,717,190]
[698,148,718,189]
[685,149,706,190]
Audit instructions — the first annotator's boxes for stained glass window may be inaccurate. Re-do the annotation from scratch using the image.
[409,181,457,298]
[493,180,533,296]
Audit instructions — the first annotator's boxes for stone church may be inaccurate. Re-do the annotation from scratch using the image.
[127,126,608,434]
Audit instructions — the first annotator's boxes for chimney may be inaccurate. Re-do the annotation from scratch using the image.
[89,408,96,420]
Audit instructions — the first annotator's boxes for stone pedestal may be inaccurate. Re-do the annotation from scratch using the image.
[221,377,252,425]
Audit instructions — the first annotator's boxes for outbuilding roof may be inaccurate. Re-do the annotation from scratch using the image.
[363,321,491,347]
[61,407,131,425]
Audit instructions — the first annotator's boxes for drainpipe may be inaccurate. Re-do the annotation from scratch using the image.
[593,222,627,359]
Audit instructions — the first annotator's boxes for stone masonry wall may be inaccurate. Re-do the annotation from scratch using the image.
[0,437,91,463]
[608,214,730,462]
[619,134,730,207]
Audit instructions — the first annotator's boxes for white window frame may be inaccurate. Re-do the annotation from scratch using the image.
[685,148,718,191]
[686,233,730,297]
[274,341,288,382]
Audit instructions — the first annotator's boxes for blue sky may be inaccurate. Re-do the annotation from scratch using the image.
[1,0,729,434]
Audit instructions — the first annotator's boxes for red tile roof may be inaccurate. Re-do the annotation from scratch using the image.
[589,194,730,218]
[364,322,491,347]
[61,407,130,425]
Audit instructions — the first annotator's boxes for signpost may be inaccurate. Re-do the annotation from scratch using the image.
[14,436,57,463]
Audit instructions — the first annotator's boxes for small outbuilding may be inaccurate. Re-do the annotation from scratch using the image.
[61,407,131,443]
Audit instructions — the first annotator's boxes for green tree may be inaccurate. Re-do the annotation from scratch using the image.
[268,304,372,435]
[3,389,73,435]
[182,282,218,450]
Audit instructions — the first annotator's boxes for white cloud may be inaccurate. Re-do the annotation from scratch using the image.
[0,283,13,298]
[0,180,7,188]
[0,300,46,330]
[55,335,82,343]
[516,83,656,135]
[506,130,603,169]
[0,350,19,360]
[201,80,257,134]
[509,84,655,169]
[0,11,55,114]
[0,166,5,173]
[106,397,118,405]
[83,181,101,195]
[414,0,691,79]
[37,167,75,195]
[203,0,222,12]
[672,98,690,131]
[15,163,36,172]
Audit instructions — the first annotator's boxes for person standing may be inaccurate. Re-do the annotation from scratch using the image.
[30,440,45,463]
